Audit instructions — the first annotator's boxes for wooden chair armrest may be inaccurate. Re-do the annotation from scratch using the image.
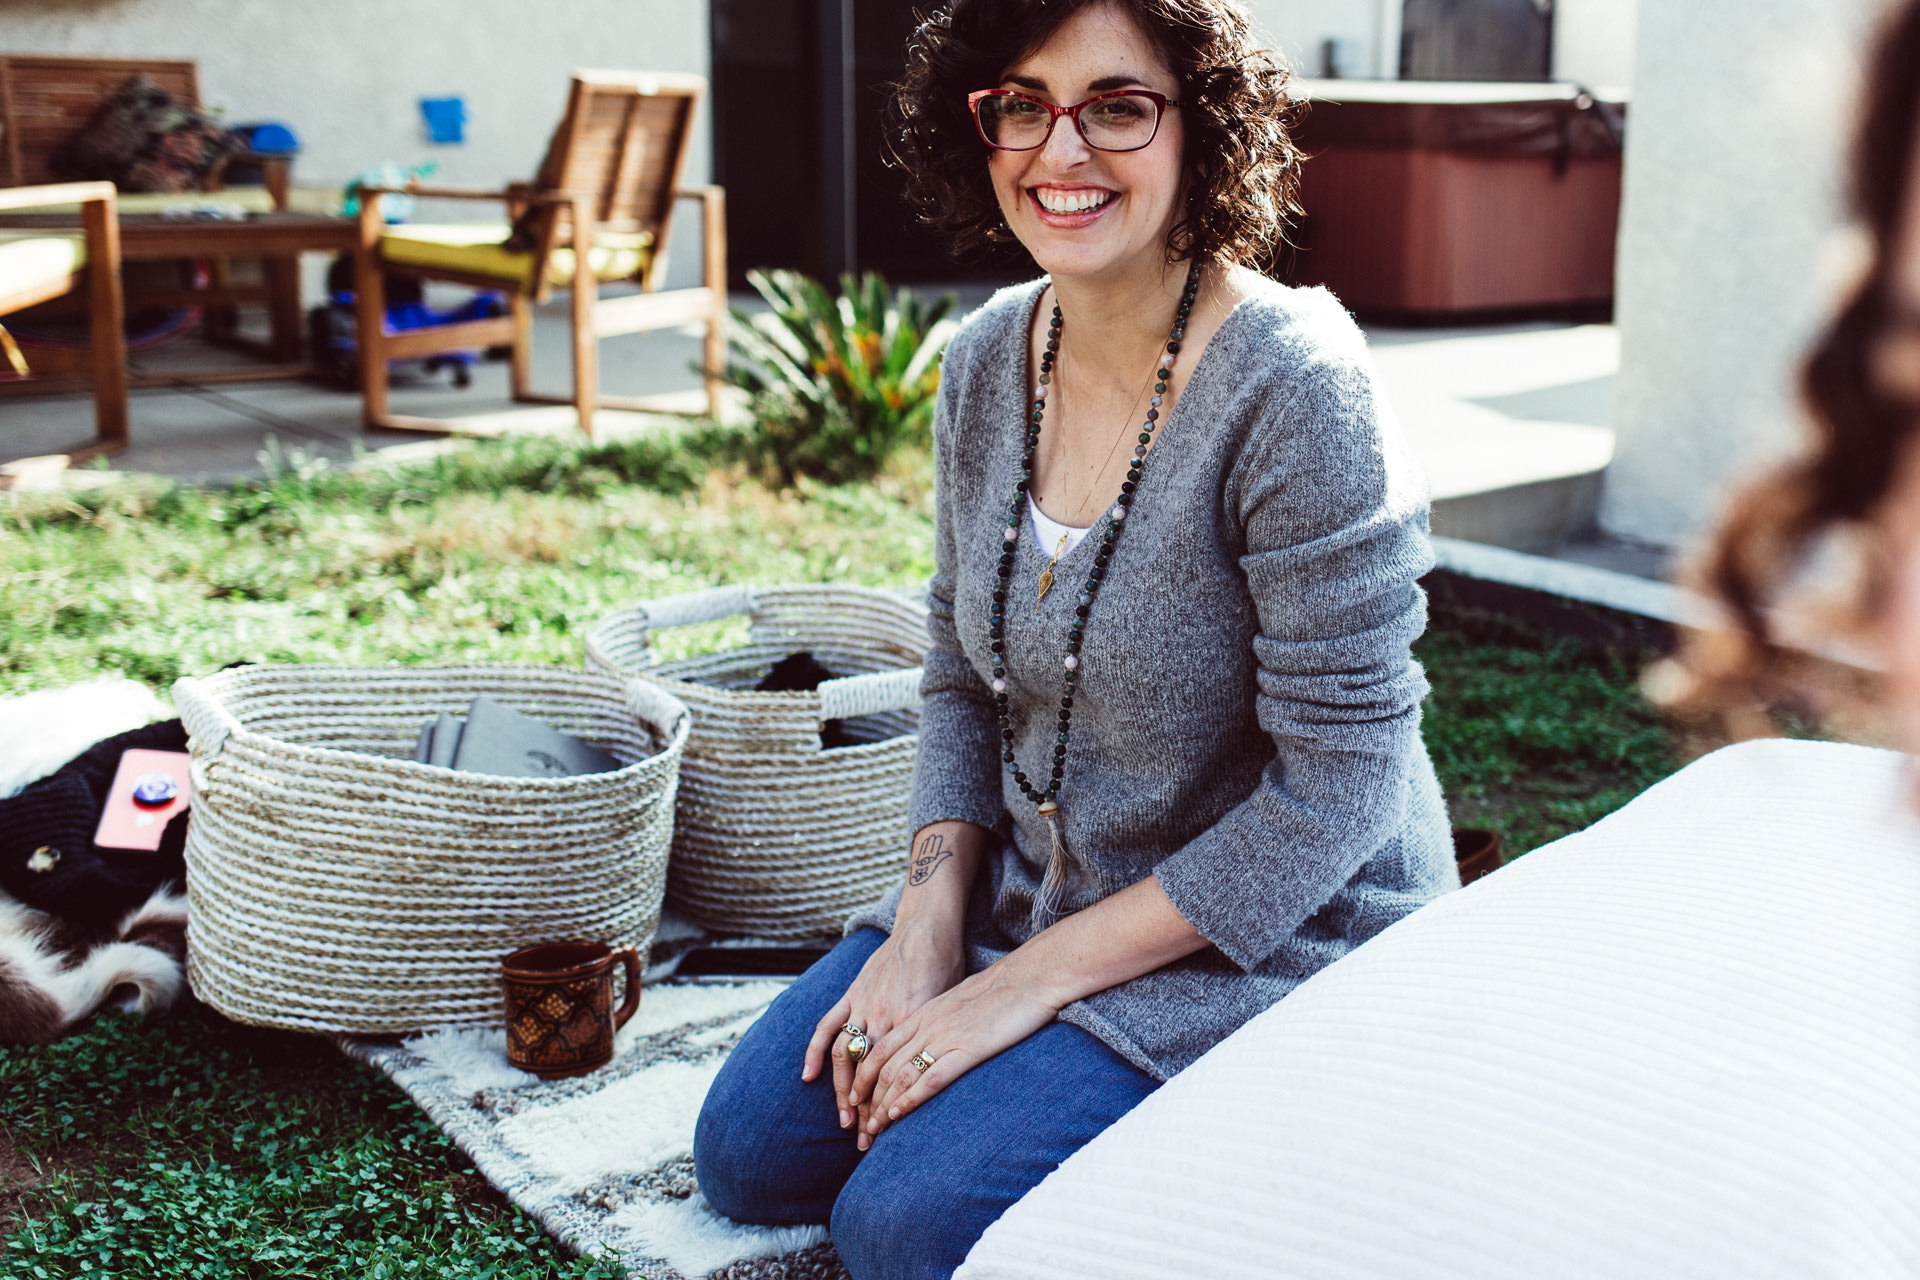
[384,183,514,202]
[674,186,727,293]
[356,184,519,233]
[368,183,590,208]
[0,181,117,213]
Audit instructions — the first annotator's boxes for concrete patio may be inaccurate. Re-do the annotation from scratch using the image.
[0,287,1661,579]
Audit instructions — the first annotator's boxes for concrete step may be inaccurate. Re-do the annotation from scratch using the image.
[1367,321,1618,553]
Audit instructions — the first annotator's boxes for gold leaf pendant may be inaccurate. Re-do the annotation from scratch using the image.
[1036,532,1068,607]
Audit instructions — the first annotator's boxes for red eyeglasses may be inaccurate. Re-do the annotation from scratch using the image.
[967,89,1179,154]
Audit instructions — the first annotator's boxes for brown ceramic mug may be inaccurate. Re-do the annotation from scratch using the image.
[502,940,642,1079]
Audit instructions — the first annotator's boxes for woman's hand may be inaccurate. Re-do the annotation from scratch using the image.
[849,961,1061,1141]
[802,920,966,1149]
[848,873,1210,1144]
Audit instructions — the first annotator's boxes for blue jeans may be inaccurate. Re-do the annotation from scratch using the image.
[694,928,1159,1280]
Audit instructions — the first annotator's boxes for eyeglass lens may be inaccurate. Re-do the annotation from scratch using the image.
[976,94,1161,152]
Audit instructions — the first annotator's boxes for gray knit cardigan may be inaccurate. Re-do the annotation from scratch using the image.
[847,275,1456,1081]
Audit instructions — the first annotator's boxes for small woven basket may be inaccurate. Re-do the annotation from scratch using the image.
[172,664,690,1035]
[585,585,927,939]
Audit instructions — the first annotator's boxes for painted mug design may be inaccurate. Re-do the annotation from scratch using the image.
[502,940,641,1079]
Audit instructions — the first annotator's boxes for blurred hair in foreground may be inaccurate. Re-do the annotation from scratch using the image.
[1663,0,1920,745]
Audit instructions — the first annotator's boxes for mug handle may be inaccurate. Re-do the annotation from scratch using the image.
[611,947,643,1031]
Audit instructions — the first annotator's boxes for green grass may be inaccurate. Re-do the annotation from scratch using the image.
[0,433,936,694]
[0,435,1683,1274]
[1418,611,1678,856]
[0,1002,624,1279]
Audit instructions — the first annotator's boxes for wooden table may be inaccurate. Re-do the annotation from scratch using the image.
[0,210,358,388]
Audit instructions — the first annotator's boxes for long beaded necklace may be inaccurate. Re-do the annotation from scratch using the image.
[988,259,1203,928]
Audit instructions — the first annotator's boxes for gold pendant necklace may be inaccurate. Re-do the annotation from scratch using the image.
[1035,531,1069,607]
[1029,318,1161,613]
[987,260,1204,931]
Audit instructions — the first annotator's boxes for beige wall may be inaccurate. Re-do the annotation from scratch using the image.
[1241,0,1401,78]
[0,0,711,284]
[1552,0,1636,91]
[1242,0,1637,86]
[1602,0,1887,549]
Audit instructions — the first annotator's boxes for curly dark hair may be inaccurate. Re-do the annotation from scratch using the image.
[1677,0,1920,709]
[885,0,1305,267]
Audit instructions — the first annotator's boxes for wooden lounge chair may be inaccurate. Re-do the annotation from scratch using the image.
[0,181,128,460]
[0,55,300,362]
[353,70,727,436]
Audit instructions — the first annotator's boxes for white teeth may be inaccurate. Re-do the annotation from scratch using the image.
[1037,188,1112,214]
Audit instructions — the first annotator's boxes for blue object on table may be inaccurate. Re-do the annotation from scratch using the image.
[230,122,301,154]
[420,97,467,145]
[342,162,426,223]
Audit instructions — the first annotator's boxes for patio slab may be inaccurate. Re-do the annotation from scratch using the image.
[1,293,717,484]
[1365,320,1618,553]
[0,292,1639,573]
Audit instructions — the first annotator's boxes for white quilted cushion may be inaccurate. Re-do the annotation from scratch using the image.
[960,739,1920,1280]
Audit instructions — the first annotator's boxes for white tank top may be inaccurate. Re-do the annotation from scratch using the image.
[1028,495,1092,556]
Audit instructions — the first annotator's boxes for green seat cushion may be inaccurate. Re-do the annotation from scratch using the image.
[0,233,86,302]
[379,223,652,287]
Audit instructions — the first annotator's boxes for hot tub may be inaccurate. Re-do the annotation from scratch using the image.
[1288,79,1628,318]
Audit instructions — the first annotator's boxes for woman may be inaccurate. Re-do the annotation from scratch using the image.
[1679,0,1920,750]
[694,0,1454,1273]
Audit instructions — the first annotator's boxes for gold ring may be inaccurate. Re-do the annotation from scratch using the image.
[910,1048,936,1073]
[841,1023,869,1064]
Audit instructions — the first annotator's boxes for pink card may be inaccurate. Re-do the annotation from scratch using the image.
[93,749,193,852]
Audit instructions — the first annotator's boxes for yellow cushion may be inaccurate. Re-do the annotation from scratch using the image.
[379,223,652,287]
[24,188,280,218]
[123,188,279,215]
[0,233,86,300]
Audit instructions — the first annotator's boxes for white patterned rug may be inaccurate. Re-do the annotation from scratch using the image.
[0,681,850,1277]
[341,940,850,1280]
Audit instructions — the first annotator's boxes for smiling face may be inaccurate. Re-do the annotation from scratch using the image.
[986,2,1188,284]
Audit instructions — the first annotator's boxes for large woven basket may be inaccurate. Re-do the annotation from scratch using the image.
[584,585,927,939]
[171,664,690,1035]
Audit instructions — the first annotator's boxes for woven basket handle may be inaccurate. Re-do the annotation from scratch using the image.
[172,675,241,759]
[818,667,924,720]
[622,677,689,739]
[584,587,758,679]
[639,585,756,637]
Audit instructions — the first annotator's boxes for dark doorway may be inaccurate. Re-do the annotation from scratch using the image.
[1399,0,1554,81]
[711,0,821,286]
[711,0,1026,287]
[852,0,971,282]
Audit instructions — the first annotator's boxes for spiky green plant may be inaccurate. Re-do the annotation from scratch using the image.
[723,269,956,485]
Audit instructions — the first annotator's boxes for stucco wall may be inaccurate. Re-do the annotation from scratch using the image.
[1242,0,1636,86]
[0,0,711,284]
[1602,0,1886,549]
[1552,0,1636,91]
[1241,0,1400,78]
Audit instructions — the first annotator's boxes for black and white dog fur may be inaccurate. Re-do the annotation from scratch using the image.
[0,677,192,1045]
[0,886,188,1044]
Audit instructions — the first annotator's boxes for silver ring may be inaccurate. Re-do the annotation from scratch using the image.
[842,1023,869,1064]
